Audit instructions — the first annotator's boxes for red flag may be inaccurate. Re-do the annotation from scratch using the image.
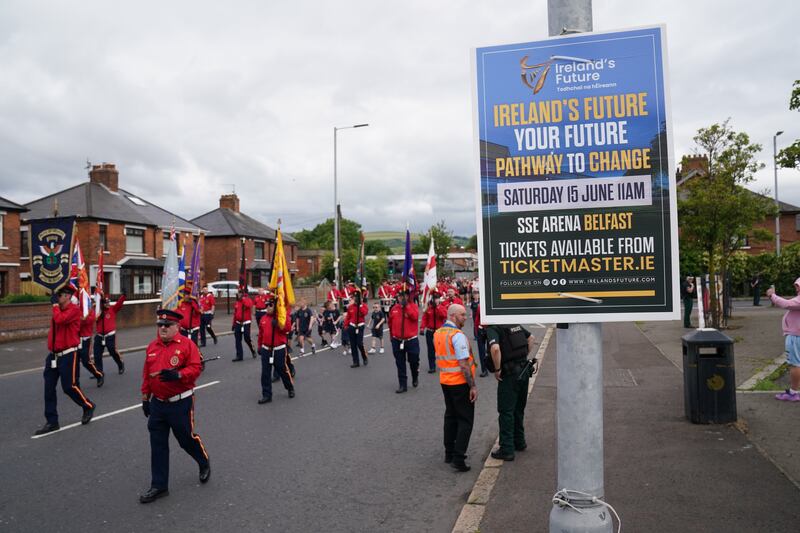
[95,248,104,314]
[238,239,246,293]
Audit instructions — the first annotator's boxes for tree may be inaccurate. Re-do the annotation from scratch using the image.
[413,220,454,264]
[365,255,388,294]
[466,234,478,251]
[364,239,392,256]
[777,80,800,170]
[679,120,776,328]
[293,218,362,250]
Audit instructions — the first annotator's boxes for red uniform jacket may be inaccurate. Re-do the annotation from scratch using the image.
[200,293,216,313]
[141,334,202,400]
[388,302,419,339]
[327,289,338,303]
[253,294,267,310]
[442,296,464,307]
[178,299,201,330]
[79,308,95,339]
[257,313,292,348]
[49,303,81,352]
[233,296,253,324]
[421,303,447,331]
[473,303,483,335]
[96,294,126,335]
[345,303,368,327]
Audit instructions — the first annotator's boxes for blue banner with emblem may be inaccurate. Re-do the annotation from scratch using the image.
[29,216,76,292]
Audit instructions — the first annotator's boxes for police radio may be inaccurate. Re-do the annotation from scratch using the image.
[517,358,538,380]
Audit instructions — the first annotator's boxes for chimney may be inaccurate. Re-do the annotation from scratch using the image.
[89,163,119,191]
[679,155,708,177]
[219,193,240,212]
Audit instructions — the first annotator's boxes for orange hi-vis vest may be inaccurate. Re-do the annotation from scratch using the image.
[434,325,475,386]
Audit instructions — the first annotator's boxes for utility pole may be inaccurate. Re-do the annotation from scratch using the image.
[547,1,613,532]
[774,131,784,255]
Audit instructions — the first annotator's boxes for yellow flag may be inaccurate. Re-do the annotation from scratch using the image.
[269,229,295,326]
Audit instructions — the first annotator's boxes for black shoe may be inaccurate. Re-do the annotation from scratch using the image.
[491,449,515,461]
[272,375,279,382]
[350,364,360,368]
[258,397,272,404]
[118,361,125,375]
[96,375,104,388]
[412,376,419,387]
[427,369,436,374]
[480,370,489,377]
[213,337,218,345]
[515,443,528,452]
[444,454,453,464]
[34,422,59,436]
[395,387,407,394]
[199,462,211,484]
[81,405,95,425]
[311,345,316,354]
[232,358,243,362]
[251,350,257,359]
[288,389,295,398]
[451,461,471,472]
[139,487,168,504]
[363,357,368,365]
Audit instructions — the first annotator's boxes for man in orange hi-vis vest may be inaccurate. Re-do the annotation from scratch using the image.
[434,304,477,472]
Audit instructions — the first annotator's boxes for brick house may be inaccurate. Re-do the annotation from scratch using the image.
[0,196,28,298]
[21,163,206,297]
[192,194,298,287]
[296,249,327,280]
[677,155,800,255]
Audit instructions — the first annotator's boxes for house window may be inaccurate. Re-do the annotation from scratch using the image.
[99,224,108,250]
[20,227,29,258]
[0,213,4,246]
[122,268,154,295]
[125,227,144,253]
[254,241,265,260]
[0,271,6,298]
[162,231,172,256]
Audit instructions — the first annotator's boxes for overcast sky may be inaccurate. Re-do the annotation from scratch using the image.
[1,0,797,237]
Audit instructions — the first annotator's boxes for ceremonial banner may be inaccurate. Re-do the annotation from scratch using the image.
[29,216,76,293]
[269,229,295,326]
[160,228,180,310]
[472,25,679,323]
[420,238,437,313]
[401,228,417,298]
[189,237,202,298]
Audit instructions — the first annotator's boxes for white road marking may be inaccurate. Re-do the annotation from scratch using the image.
[31,380,221,440]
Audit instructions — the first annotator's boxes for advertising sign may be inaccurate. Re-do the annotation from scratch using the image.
[472,26,679,323]
[29,216,76,293]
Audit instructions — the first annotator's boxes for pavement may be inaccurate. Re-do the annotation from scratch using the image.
[476,301,800,532]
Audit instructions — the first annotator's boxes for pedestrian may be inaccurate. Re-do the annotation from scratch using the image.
[178,284,201,345]
[257,296,296,404]
[471,290,489,377]
[434,304,477,472]
[388,289,420,393]
[346,290,369,367]
[486,324,536,461]
[94,292,126,376]
[368,302,386,354]
[231,290,256,361]
[77,299,104,387]
[34,285,96,435]
[751,273,762,306]
[767,281,800,402]
[139,308,210,503]
[199,285,218,347]
[421,291,447,374]
[295,299,317,355]
[680,275,695,328]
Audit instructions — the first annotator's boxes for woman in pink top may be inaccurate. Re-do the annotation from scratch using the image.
[767,278,800,401]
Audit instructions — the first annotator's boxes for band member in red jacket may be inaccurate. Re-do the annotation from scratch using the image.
[345,290,369,368]
[139,308,210,504]
[257,296,295,403]
[199,285,217,347]
[35,285,96,435]
[178,289,202,345]
[77,304,104,386]
[421,291,447,374]
[231,290,256,361]
[94,292,126,376]
[388,289,420,393]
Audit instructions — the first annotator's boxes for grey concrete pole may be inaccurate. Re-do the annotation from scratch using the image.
[774,131,783,256]
[334,127,340,290]
[547,2,613,532]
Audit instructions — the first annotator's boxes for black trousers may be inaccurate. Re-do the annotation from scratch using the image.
[349,325,367,365]
[43,351,94,425]
[147,396,209,490]
[200,314,217,346]
[93,333,123,374]
[392,337,420,388]
[260,347,294,398]
[77,337,102,378]
[441,383,474,462]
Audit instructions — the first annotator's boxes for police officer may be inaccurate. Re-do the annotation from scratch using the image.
[94,292,126,375]
[35,285,96,435]
[388,289,420,393]
[231,290,256,361]
[139,309,210,503]
[434,304,477,472]
[257,296,296,403]
[487,324,536,462]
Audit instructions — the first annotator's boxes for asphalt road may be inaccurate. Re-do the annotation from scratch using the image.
[0,321,543,532]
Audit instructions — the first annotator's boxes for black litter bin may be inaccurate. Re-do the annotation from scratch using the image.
[682,329,737,424]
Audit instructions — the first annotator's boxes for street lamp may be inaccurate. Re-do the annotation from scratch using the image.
[333,123,369,293]
[774,130,784,255]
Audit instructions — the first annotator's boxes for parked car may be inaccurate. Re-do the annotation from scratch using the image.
[207,281,259,298]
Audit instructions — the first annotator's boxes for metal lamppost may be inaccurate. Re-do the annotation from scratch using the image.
[774,130,784,255]
[333,123,369,293]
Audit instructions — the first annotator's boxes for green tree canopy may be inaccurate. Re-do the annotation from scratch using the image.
[777,80,800,170]
[466,234,477,251]
[412,220,454,262]
[364,239,392,256]
[293,218,362,251]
